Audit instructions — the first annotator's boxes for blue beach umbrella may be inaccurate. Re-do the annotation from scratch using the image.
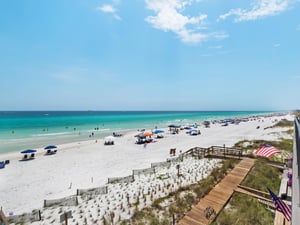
[154,129,164,134]
[20,149,37,154]
[44,145,57,150]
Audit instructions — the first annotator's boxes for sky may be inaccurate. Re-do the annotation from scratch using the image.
[0,0,299,111]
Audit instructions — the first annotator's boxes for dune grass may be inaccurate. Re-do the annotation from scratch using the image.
[126,158,238,225]
[242,158,281,192]
[213,193,274,225]
[264,119,293,130]
[234,138,293,153]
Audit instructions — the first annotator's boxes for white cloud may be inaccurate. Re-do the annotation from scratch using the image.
[274,43,281,47]
[97,4,121,20]
[145,0,227,44]
[297,24,300,30]
[208,45,223,49]
[219,0,294,22]
[98,4,116,13]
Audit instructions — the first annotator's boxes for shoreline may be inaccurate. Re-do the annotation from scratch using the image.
[0,113,293,218]
[0,111,282,155]
[0,112,288,160]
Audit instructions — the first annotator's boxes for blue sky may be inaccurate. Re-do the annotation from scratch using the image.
[0,0,299,111]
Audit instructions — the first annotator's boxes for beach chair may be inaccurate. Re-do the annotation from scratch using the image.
[30,153,35,158]
[5,160,10,164]
[113,132,122,137]
[23,154,28,160]
[170,148,176,156]
[0,162,5,169]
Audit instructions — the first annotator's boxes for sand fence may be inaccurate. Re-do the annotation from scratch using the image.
[77,186,108,197]
[108,175,134,184]
[44,195,78,207]
[6,210,41,224]
[6,150,202,224]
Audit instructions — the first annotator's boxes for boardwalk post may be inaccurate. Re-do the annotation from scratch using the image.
[64,212,68,225]
[172,214,175,225]
[223,144,226,157]
[176,164,180,177]
[60,211,72,225]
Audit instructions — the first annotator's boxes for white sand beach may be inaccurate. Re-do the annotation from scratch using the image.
[0,113,294,224]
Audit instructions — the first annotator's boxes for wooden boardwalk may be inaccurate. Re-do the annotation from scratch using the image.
[178,158,255,225]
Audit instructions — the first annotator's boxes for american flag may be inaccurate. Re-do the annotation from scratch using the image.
[268,188,292,221]
[254,144,281,158]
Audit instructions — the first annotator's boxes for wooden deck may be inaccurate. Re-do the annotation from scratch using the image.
[178,158,255,225]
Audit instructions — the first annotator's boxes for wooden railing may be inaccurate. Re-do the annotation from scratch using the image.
[183,145,245,160]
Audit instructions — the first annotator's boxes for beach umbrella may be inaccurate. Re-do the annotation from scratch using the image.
[44,145,57,150]
[105,136,115,141]
[153,129,164,134]
[20,149,37,154]
[143,131,152,137]
[134,133,145,138]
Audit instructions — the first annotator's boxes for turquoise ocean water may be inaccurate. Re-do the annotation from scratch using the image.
[0,111,274,154]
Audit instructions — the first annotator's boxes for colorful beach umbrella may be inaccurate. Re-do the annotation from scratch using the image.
[20,149,37,154]
[153,129,164,134]
[143,131,152,137]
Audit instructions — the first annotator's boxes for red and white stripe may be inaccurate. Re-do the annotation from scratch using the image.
[254,144,281,158]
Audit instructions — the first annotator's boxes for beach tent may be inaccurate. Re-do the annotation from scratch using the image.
[20,149,37,154]
[44,145,57,154]
[104,136,114,145]
[135,132,153,144]
[168,125,181,133]
[44,145,57,150]
[190,129,200,135]
[20,149,37,160]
